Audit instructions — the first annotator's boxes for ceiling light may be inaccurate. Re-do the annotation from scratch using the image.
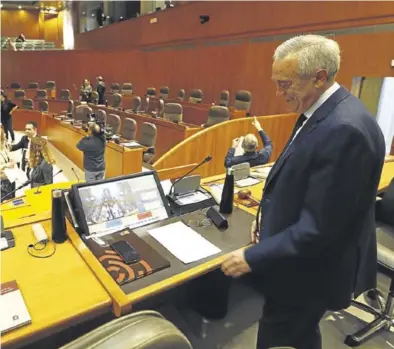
[92,13,95,17]
[107,15,110,19]
[18,5,22,9]
[120,16,123,19]
[0,4,3,8]
[82,12,86,15]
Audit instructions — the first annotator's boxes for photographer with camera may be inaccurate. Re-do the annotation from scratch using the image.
[76,122,106,182]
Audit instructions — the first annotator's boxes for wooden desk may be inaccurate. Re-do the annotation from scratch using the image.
[12,110,48,132]
[89,105,201,159]
[44,116,143,178]
[1,219,111,349]
[45,99,70,114]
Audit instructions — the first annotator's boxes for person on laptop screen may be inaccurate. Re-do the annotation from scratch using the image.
[224,117,273,168]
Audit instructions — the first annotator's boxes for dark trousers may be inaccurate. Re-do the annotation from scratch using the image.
[257,298,327,349]
[2,118,15,141]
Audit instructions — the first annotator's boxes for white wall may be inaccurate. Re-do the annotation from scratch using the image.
[376,77,394,155]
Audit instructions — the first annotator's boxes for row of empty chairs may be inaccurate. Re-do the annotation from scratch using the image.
[1,38,56,51]
[75,105,157,163]
[8,81,56,90]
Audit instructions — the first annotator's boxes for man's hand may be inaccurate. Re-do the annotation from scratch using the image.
[221,248,251,278]
[252,116,262,131]
[232,138,241,148]
[250,220,259,244]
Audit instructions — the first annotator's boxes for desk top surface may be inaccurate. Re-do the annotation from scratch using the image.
[1,219,111,348]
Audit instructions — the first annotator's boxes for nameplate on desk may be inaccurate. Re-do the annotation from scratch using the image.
[0,281,31,334]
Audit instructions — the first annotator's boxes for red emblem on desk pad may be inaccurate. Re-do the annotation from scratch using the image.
[85,229,170,286]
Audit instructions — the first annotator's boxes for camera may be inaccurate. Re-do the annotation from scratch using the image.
[82,113,113,140]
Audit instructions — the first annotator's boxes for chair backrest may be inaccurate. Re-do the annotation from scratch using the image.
[189,89,203,103]
[58,310,193,349]
[177,89,185,101]
[107,113,121,134]
[130,96,142,113]
[95,109,107,123]
[164,103,183,123]
[139,122,157,147]
[36,89,48,99]
[205,106,229,127]
[59,89,71,100]
[14,89,25,99]
[10,82,20,89]
[122,83,133,94]
[378,178,394,226]
[110,83,120,94]
[232,162,251,181]
[111,93,122,108]
[146,87,156,97]
[38,100,49,112]
[122,118,137,140]
[159,86,170,99]
[27,81,39,89]
[45,81,56,90]
[234,90,252,112]
[75,105,93,123]
[91,91,99,104]
[22,99,34,110]
[219,90,230,107]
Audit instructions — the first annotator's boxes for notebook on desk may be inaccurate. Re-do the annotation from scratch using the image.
[0,281,31,334]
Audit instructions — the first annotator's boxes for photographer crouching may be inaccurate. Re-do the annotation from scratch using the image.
[76,121,106,182]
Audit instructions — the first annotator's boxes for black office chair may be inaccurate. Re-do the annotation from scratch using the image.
[345,178,394,346]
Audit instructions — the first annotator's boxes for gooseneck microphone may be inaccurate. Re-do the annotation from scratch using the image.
[1,179,32,202]
[34,169,63,195]
[71,167,80,182]
[168,155,212,196]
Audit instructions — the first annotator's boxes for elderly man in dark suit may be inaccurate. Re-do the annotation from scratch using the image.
[221,35,386,349]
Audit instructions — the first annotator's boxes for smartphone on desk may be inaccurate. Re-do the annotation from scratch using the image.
[111,240,141,264]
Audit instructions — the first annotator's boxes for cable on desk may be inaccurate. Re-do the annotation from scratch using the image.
[27,240,56,258]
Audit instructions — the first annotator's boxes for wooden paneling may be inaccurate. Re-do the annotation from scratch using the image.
[2,31,394,116]
[74,2,394,49]
[1,9,41,39]
[153,113,298,178]
[12,109,47,132]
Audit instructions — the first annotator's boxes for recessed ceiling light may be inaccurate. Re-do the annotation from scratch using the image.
[91,13,95,17]
[120,16,123,19]
[18,5,22,9]
[106,15,110,19]
[82,12,86,15]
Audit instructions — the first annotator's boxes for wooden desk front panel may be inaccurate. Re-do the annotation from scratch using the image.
[1,219,111,349]
[44,116,143,178]
[12,110,47,132]
[46,99,70,114]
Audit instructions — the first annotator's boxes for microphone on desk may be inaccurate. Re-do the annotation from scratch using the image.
[71,167,80,182]
[168,155,212,197]
[34,169,63,195]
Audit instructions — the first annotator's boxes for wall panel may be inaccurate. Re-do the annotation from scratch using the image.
[1,9,41,39]
[2,30,394,115]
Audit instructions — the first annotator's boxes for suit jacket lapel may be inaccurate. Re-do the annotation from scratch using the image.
[265,86,350,189]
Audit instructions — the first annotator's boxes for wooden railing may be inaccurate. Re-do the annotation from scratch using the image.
[153,113,298,178]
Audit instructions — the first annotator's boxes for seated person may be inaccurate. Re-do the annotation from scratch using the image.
[29,137,55,188]
[80,79,93,102]
[224,117,272,168]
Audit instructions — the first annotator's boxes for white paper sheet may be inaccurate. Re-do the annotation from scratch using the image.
[235,177,260,187]
[175,191,210,206]
[121,141,141,147]
[4,168,28,184]
[148,221,221,264]
[160,179,172,196]
[234,136,245,156]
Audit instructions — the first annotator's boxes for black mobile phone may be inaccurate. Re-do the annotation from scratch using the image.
[110,240,141,264]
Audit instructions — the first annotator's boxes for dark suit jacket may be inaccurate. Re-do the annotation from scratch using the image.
[224,130,273,168]
[10,135,30,171]
[245,86,386,310]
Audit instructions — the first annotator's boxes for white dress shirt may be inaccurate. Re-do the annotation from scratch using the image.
[292,82,340,142]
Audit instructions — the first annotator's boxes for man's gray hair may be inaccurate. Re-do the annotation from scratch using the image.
[273,35,341,80]
[242,134,258,152]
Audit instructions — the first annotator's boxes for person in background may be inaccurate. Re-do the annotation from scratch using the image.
[11,121,39,177]
[1,92,18,143]
[15,34,26,43]
[221,35,386,349]
[7,38,17,51]
[0,126,16,201]
[224,117,273,168]
[80,79,93,102]
[29,137,55,188]
[76,122,106,182]
[96,76,106,105]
